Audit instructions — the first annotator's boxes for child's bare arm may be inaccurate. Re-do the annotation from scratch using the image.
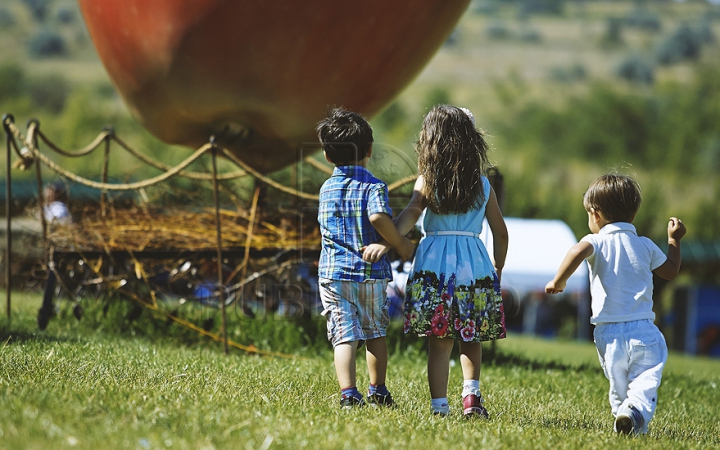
[369,212,415,261]
[546,241,593,294]
[393,177,427,236]
[362,177,425,262]
[485,187,508,281]
[653,217,686,281]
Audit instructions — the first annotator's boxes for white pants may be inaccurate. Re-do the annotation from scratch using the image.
[594,319,668,434]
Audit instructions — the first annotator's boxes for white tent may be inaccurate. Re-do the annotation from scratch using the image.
[480,217,591,338]
[479,217,589,298]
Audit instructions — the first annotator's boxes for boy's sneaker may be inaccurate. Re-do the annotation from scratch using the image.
[340,395,365,409]
[462,394,489,419]
[367,391,396,408]
[614,405,644,435]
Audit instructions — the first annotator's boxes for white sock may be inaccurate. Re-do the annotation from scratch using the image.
[431,397,450,415]
[462,379,480,398]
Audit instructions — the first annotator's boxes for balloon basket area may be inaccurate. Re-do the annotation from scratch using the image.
[1,114,339,355]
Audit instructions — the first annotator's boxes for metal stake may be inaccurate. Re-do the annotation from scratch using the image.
[211,138,229,355]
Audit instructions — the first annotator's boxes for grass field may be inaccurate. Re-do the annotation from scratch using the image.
[1,292,719,450]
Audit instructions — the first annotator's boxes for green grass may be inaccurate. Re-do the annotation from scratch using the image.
[1,292,719,449]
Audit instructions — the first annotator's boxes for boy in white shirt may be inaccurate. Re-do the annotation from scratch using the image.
[545,173,685,435]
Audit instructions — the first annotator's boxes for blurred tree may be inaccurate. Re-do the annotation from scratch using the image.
[615,54,655,85]
[29,73,69,114]
[601,17,624,47]
[375,101,408,133]
[0,6,16,28]
[657,23,703,65]
[0,63,26,100]
[57,7,76,24]
[487,21,511,40]
[518,0,565,16]
[424,86,452,109]
[21,0,51,22]
[624,6,662,31]
[28,29,68,58]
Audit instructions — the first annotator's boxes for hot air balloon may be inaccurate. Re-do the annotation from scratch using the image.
[77,0,470,173]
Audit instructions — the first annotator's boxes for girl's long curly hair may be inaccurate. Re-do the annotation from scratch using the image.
[417,105,491,215]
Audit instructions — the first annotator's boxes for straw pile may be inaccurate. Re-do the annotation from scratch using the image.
[46,206,321,254]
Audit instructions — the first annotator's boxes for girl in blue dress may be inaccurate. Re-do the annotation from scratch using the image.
[363,105,508,417]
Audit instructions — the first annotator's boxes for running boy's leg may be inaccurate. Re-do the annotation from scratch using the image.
[625,322,668,434]
[594,324,630,418]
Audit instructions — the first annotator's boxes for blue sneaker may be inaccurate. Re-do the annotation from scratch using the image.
[615,405,644,435]
[367,390,395,408]
[340,394,365,409]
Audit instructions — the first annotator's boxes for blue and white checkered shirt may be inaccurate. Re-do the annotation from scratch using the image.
[318,166,393,282]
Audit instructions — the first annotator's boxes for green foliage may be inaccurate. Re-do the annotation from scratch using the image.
[689,183,720,241]
[28,73,69,114]
[624,6,662,31]
[28,28,68,58]
[21,0,51,22]
[601,17,625,47]
[518,27,542,43]
[549,64,587,83]
[423,86,452,110]
[615,54,655,85]
[373,101,418,151]
[56,7,76,25]
[491,64,720,241]
[656,23,706,66]
[0,62,26,100]
[375,101,407,133]
[470,0,499,16]
[487,20,512,40]
[518,0,565,17]
[0,6,16,28]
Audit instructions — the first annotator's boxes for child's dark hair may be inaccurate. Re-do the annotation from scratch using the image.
[417,105,490,215]
[583,173,642,223]
[44,180,67,201]
[316,108,373,166]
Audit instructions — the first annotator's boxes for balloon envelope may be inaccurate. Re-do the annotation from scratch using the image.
[77,0,471,173]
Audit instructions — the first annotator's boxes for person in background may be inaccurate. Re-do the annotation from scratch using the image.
[546,173,685,435]
[43,180,72,224]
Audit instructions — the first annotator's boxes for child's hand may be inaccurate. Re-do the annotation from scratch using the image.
[667,217,686,242]
[545,279,566,294]
[362,243,389,263]
[397,236,415,262]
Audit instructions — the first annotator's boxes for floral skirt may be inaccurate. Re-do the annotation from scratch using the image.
[404,270,506,342]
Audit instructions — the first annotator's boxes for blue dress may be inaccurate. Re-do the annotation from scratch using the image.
[404,176,506,342]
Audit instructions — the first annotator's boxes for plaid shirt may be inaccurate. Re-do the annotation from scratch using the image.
[318,166,393,282]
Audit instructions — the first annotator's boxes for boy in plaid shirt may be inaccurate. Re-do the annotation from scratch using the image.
[316,108,415,408]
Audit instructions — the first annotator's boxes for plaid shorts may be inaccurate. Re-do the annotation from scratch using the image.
[319,278,389,347]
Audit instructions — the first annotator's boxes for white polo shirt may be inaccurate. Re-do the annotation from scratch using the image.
[581,222,667,324]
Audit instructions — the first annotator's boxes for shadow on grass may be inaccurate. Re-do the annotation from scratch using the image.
[0,329,85,346]
[485,347,596,373]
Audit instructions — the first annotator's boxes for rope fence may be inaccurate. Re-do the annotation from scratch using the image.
[2,113,418,356]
